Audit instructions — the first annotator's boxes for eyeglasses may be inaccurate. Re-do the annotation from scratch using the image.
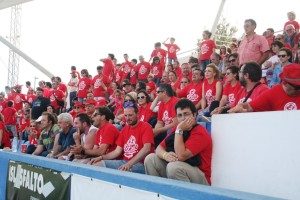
[30,125,36,127]
[228,59,236,63]
[124,99,132,103]
[287,82,300,90]
[181,81,188,84]
[226,72,232,75]
[278,54,287,58]
[123,103,135,108]
[137,96,145,100]
[156,90,164,94]
[92,113,100,118]
[275,38,283,40]
[74,106,81,109]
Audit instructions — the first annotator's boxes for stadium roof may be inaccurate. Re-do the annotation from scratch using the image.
[0,0,33,10]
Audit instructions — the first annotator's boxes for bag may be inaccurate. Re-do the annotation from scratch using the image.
[165,125,201,166]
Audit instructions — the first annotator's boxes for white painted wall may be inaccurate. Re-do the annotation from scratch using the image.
[211,110,300,200]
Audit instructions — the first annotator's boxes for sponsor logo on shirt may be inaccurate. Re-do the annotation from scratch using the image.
[152,66,159,75]
[284,102,297,110]
[14,95,21,104]
[123,64,130,73]
[228,94,235,103]
[140,115,145,122]
[130,69,135,77]
[162,110,172,125]
[201,43,209,55]
[124,135,138,159]
[139,65,147,74]
[205,89,215,105]
[94,79,101,88]
[98,135,102,146]
[79,81,86,90]
[169,46,175,53]
[187,89,199,102]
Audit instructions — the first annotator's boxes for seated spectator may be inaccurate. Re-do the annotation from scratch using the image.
[178,77,190,92]
[210,53,223,75]
[153,84,179,147]
[91,104,154,174]
[32,112,60,157]
[137,90,156,125]
[114,92,137,128]
[0,113,11,149]
[219,45,229,60]
[167,64,174,72]
[229,63,300,112]
[275,34,291,49]
[284,24,297,48]
[144,98,212,185]
[26,120,42,154]
[135,81,146,93]
[150,56,164,85]
[85,99,96,118]
[122,79,134,94]
[168,71,180,91]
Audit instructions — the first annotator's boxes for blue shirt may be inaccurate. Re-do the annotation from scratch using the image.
[58,126,76,151]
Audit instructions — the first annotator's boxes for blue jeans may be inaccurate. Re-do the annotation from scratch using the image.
[5,125,17,137]
[154,78,161,86]
[200,59,211,70]
[78,98,85,104]
[168,58,178,65]
[69,91,77,108]
[102,160,145,174]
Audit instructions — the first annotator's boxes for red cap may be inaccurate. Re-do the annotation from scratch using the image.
[279,63,300,85]
[85,99,96,106]
[96,99,106,107]
[73,101,84,107]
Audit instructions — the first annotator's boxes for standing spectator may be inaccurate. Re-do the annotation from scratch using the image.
[68,69,79,109]
[77,69,92,103]
[0,113,11,149]
[238,19,269,65]
[284,11,299,33]
[55,77,68,98]
[150,42,167,66]
[92,66,108,101]
[8,85,26,112]
[284,24,297,49]
[27,88,36,104]
[153,84,179,147]
[0,93,7,114]
[198,30,216,70]
[25,81,33,96]
[150,56,164,85]
[31,87,51,120]
[129,59,138,87]
[49,81,66,114]
[100,53,115,86]
[265,28,275,48]
[163,37,181,65]
[114,64,124,85]
[91,104,154,174]
[2,101,17,137]
[145,99,212,185]
[136,56,151,82]
[121,54,133,81]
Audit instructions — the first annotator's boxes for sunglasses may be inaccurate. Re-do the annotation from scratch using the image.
[287,82,300,90]
[137,96,146,100]
[124,103,135,108]
[92,113,101,118]
[278,54,287,58]
[30,125,36,127]
[156,90,164,94]
[228,59,236,63]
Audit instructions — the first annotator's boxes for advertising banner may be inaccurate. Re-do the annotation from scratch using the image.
[6,160,70,200]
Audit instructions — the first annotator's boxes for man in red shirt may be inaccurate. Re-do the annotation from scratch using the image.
[49,81,66,114]
[91,104,154,174]
[8,85,26,112]
[150,42,167,66]
[92,66,108,101]
[163,37,181,65]
[120,54,133,81]
[0,93,7,114]
[2,101,18,137]
[136,55,151,82]
[229,63,300,112]
[145,98,212,185]
[154,84,179,147]
[173,61,182,78]
[177,67,204,109]
[55,77,68,98]
[100,53,115,86]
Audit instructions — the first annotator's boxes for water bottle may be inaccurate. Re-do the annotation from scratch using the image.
[12,137,18,152]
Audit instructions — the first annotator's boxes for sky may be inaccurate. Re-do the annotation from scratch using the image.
[0,0,299,92]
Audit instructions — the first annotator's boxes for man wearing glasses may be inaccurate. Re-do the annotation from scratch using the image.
[229,64,300,113]
[91,103,154,174]
[284,24,297,49]
[145,98,212,185]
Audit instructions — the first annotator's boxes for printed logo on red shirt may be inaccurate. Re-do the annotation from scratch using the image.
[152,66,159,75]
[187,89,199,102]
[123,65,131,73]
[140,115,145,122]
[284,102,297,110]
[201,43,209,54]
[205,89,215,105]
[169,46,175,53]
[124,135,138,159]
[0,105,3,112]
[228,94,235,104]
[14,95,21,104]
[139,65,147,74]
[79,81,86,90]
[130,70,135,77]
[162,111,172,125]
[98,135,102,146]
[94,79,101,88]
[116,73,121,82]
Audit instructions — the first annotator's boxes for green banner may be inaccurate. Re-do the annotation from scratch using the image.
[6,160,70,200]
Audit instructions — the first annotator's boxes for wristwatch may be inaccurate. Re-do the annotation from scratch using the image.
[175,129,184,135]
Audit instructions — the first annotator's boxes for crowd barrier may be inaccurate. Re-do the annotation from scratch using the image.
[0,151,274,200]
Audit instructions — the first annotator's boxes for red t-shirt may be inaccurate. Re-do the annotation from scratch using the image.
[0,122,11,148]
[284,21,300,31]
[151,49,167,65]
[178,82,203,104]
[203,79,220,108]
[121,61,133,80]
[232,84,269,107]
[19,117,30,132]
[163,43,180,59]
[2,107,17,125]
[151,63,164,79]
[78,77,92,98]
[0,100,7,114]
[222,82,242,105]
[249,84,300,111]
[27,94,36,103]
[58,83,67,95]
[146,81,156,92]
[138,103,156,122]
[92,75,106,98]
[49,89,65,109]
[136,62,151,80]
[95,123,119,154]
[43,87,51,98]
[129,67,137,85]
[158,96,179,125]
[8,93,26,111]
[102,59,114,84]
[174,67,182,78]
[114,68,124,84]
[199,40,216,60]
[116,121,154,162]
[161,125,212,184]
[171,80,181,92]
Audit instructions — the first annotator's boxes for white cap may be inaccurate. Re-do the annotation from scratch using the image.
[36,116,43,122]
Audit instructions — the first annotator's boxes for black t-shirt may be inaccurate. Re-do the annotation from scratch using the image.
[31,97,51,120]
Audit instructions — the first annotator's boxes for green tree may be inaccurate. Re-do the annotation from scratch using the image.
[212,17,238,48]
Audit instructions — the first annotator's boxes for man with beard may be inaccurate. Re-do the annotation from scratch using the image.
[230,62,269,109]
[31,87,51,120]
[91,104,154,174]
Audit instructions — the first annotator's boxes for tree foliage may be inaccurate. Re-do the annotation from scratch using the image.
[212,17,238,48]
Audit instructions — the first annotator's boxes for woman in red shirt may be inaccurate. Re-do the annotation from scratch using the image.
[198,30,216,70]
[137,90,157,126]
[77,69,92,103]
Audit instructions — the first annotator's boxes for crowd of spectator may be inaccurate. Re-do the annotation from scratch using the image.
[0,13,300,186]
